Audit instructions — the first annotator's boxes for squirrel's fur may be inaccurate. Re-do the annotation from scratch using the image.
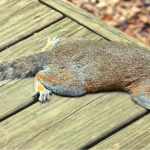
[1,37,150,109]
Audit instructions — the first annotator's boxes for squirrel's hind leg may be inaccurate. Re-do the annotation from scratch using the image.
[33,71,52,102]
[33,69,87,102]
[127,78,150,109]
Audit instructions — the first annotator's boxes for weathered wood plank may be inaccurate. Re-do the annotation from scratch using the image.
[0,18,103,120]
[0,93,105,149]
[0,18,92,61]
[0,1,149,147]
[40,0,150,50]
[0,16,147,148]
[0,78,34,120]
[0,0,63,51]
[0,93,147,149]
[91,113,150,149]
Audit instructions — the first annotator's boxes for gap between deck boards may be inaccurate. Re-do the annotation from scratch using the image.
[0,16,65,52]
[80,111,150,149]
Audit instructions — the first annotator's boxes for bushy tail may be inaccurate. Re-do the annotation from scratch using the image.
[0,54,44,81]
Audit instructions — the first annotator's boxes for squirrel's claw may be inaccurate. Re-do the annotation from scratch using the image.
[33,89,52,102]
[42,36,62,52]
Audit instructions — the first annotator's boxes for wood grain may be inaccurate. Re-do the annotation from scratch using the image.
[0,18,103,120]
[0,0,63,51]
[40,0,150,50]
[91,113,150,149]
[0,93,146,149]
[0,1,149,148]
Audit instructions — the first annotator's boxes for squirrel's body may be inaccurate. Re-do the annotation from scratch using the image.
[1,37,150,109]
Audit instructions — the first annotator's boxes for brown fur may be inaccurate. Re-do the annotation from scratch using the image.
[1,37,150,109]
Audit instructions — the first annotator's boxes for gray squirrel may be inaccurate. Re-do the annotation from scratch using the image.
[0,37,150,109]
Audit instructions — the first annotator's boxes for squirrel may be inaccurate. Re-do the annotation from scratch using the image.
[0,36,150,109]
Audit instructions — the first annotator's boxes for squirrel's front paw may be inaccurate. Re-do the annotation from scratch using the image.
[33,89,52,102]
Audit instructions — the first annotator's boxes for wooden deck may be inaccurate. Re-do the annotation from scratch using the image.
[0,0,150,149]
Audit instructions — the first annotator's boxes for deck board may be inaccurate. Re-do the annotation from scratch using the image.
[0,93,104,149]
[0,93,147,149]
[0,18,104,120]
[0,0,63,51]
[0,0,150,149]
[91,113,150,149]
[0,18,94,61]
[40,0,150,50]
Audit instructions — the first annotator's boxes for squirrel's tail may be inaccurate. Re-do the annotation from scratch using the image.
[0,54,44,81]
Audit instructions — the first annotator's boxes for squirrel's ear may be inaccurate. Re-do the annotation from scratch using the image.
[131,94,150,109]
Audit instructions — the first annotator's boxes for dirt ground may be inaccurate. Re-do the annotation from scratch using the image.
[68,0,150,45]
